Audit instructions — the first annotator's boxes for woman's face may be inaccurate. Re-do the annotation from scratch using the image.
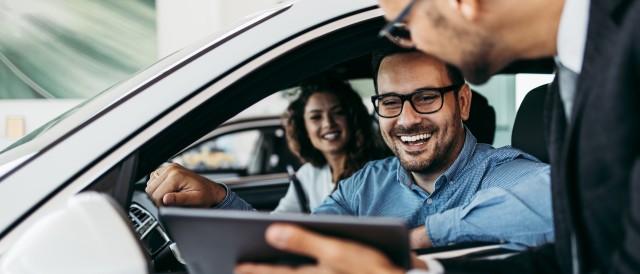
[303,92,350,157]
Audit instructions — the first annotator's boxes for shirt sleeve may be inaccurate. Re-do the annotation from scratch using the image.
[425,170,553,248]
[213,183,255,211]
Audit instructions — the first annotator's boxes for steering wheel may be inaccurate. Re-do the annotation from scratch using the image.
[129,180,186,273]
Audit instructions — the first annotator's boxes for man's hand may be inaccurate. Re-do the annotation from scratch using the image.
[410,225,432,249]
[145,163,226,208]
[235,223,426,274]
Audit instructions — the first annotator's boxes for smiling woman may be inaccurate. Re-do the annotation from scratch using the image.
[276,74,391,213]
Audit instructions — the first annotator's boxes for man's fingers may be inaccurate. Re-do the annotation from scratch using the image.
[265,224,349,262]
[163,191,208,207]
[235,263,296,274]
[145,164,172,195]
[410,253,428,269]
[235,262,322,274]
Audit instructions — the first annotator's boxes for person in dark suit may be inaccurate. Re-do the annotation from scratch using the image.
[234,0,640,273]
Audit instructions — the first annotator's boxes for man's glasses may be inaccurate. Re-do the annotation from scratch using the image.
[371,85,462,118]
[378,0,418,48]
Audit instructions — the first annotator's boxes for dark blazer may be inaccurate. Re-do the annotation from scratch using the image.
[440,0,640,272]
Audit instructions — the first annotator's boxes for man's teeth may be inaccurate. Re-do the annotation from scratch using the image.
[400,133,432,143]
[323,133,338,140]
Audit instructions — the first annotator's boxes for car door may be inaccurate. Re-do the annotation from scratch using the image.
[0,0,384,255]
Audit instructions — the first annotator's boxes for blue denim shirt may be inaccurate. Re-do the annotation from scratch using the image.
[219,128,553,249]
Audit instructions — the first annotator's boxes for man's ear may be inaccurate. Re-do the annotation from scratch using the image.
[448,0,480,21]
[458,84,472,121]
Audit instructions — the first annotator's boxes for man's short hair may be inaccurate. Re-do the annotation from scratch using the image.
[371,48,465,94]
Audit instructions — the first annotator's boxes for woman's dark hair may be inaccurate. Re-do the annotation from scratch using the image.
[283,74,391,183]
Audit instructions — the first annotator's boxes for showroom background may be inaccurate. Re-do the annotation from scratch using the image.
[0,0,552,151]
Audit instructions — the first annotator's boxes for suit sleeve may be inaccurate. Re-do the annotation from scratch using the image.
[605,9,640,272]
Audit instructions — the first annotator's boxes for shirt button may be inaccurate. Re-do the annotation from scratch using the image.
[449,180,454,185]
[426,198,433,204]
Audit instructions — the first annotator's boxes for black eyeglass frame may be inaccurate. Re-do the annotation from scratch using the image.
[378,0,418,48]
[371,84,463,118]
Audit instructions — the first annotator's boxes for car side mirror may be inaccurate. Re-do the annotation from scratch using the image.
[0,192,149,274]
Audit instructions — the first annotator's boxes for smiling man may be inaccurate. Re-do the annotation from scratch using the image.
[147,48,554,251]
[311,48,552,249]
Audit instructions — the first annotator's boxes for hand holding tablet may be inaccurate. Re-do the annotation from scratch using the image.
[160,208,411,274]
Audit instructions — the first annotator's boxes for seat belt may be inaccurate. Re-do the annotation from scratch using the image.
[286,165,310,213]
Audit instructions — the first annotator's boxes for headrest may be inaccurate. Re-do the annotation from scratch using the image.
[511,84,549,163]
[465,90,496,145]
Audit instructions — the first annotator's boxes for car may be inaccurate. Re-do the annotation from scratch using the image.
[0,0,554,273]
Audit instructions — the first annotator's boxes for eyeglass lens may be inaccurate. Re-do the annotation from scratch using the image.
[375,90,443,117]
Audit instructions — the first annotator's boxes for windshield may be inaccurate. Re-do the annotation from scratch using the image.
[0,3,292,163]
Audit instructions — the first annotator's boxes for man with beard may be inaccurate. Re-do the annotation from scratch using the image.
[147,48,553,250]
[311,49,551,249]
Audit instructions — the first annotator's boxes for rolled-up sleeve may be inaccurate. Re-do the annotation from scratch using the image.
[213,183,255,211]
[425,171,554,249]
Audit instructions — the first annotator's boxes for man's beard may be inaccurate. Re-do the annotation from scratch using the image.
[395,132,461,174]
[461,62,493,85]
[386,115,464,174]
[386,124,449,173]
[458,31,496,85]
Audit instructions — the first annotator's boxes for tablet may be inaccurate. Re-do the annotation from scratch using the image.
[159,208,411,274]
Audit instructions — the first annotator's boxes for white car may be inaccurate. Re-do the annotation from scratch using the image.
[0,0,553,273]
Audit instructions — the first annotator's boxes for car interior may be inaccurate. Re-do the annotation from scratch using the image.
[79,16,555,273]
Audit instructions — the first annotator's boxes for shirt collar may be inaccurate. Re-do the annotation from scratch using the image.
[438,127,476,183]
[396,127,477,188]
[556,0,590,73]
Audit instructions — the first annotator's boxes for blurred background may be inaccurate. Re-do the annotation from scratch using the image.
[0,0,552,150]
[0,0,288,150]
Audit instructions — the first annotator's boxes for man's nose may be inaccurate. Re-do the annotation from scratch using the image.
[396,101,422,126]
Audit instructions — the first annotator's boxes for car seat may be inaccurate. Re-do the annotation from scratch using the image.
[511,84,550,163]
[464,90,496,145]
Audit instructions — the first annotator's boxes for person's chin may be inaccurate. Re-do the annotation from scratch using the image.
[322,143,346,154]
[462,56,509,85]
[462,67,493,85]
[399,149,427,162]
[399,154,431,172]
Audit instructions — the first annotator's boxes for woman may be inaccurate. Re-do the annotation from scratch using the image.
[273,75,390,213]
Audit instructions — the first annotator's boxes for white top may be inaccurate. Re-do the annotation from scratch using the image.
[556,0,590,74]
[272,163,335,213]
[556,0,590,120]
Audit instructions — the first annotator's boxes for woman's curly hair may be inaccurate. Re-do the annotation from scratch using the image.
[283,74,391,183]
